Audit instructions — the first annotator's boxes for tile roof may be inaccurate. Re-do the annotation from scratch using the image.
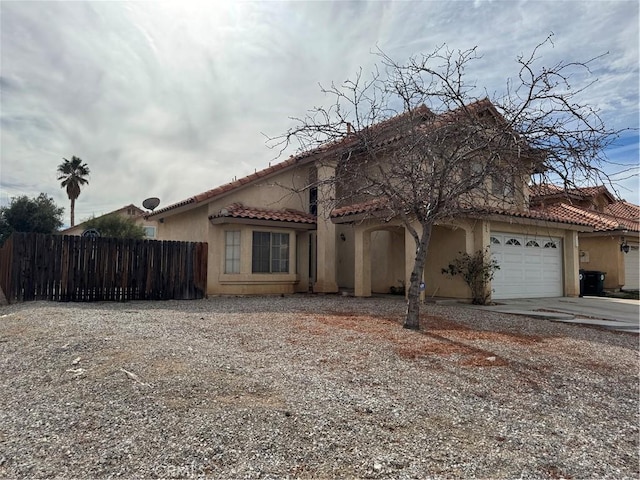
[209,203,316,225]
[605,201,640,222]
[529,183,639,232]
[332,198,389,218]
[149,156,302,217]
[481,206,595,227]
[147,102,488,219]
[331,197,595,227]
[530,184,616,203]
[533,203,640,232]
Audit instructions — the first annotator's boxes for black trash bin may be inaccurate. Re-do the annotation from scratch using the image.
[583,270,606,296]
[579,269,585,297]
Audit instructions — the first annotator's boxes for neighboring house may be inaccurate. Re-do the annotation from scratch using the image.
[59,204,159,239]
[147,101,593,300]
[531,185,640,291]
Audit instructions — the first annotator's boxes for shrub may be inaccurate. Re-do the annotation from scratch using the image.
[441,249,500,305]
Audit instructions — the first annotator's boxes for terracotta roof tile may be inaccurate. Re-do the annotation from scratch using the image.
[605,201,640,222]
[533,203,640,232]
[149,106,440,218]
[530,183,616,203]
[331,197,594,227]
[475,206,594,227]
[332,198,388,218]
[210,203,316,224]
[149,156,302,217]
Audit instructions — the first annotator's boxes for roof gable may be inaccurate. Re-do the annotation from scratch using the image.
[530,184,617,208]
[148,99,519,220]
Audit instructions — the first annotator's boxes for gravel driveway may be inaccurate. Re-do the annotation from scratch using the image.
[0,295,638,479]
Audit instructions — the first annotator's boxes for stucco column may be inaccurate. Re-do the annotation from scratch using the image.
[472,220,492,302]
[354,227,371,297]
[314,162,338,293]
[472,220,490,253]
[564,230,580,297]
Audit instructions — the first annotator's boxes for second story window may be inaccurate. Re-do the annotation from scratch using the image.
[309,186,318,216]
[491,174,515,197]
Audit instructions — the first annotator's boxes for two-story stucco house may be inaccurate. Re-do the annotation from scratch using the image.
[147,100,592,300]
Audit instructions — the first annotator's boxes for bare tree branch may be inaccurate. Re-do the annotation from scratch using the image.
[268,38,626,328]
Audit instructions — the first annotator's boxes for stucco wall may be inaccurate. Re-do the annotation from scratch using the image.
[578,235,623,290]
[209,223,301,295]
[424,225,469,298]
[369,229,405,294]
[336,225,355,289]
[207,167,311,217]
[157,204,209,242]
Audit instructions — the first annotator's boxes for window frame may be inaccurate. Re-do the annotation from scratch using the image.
[491,174,515,197]
[224,230,241,274]
[142,226,156,239]
[252,231,290,274]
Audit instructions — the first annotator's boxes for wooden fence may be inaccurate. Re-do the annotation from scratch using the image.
[0,232,207,303]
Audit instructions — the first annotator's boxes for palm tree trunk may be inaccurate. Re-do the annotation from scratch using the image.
[70,198,76,227]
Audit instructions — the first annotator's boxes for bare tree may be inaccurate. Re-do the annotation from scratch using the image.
[273,36,621,329]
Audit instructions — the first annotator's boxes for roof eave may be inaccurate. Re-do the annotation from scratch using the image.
[478,212,594,232]
[209,216,316,231]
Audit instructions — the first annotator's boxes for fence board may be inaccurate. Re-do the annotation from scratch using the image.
[0,233,207,304]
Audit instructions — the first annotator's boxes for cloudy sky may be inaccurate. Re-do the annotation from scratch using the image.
[1,0,638,226]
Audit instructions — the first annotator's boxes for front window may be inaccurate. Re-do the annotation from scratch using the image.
[225,231,241,274]
[252,232,289,273]
[143,226,156,238]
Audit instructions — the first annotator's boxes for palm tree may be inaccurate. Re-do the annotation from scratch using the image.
[57,156,90,227]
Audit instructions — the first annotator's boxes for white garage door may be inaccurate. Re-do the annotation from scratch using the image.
[623,246,639,290]
[490,233,563,299]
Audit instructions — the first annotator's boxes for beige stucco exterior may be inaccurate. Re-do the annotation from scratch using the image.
[155,166,317,296]
[578,232,640,291]
[150,152,585,300]
[341,216,582,302]
[148,103,592,301]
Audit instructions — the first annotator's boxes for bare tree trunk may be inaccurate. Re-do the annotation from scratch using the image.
[70,198,75,227]
[404,222,433,330]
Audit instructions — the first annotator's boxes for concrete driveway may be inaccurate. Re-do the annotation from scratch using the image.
[475,296,640,333]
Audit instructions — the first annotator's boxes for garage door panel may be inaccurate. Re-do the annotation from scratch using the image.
[491,232,563,299]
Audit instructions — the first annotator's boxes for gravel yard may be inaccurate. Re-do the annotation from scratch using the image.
[0,295,638,479]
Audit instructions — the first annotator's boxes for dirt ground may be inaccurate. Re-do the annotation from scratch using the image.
[0,296,638,479]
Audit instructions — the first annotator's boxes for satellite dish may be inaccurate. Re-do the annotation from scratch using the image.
[142,197,160,211]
